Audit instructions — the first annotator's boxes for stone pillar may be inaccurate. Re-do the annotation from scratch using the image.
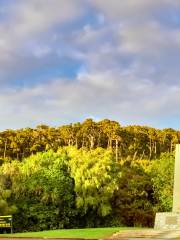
[173,144,180,212]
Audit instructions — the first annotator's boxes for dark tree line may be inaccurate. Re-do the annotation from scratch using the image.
[0,148,174,231]
[0,118,175,231]
[0,118,179,162]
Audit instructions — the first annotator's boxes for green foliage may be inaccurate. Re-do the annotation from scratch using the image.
[68,147,121,217]
[0,189,16,215]
[0,171,17,215]
[0,127,177,233]
[111,163,154,227]
[150,153,174,212]
[0,118,179,161]
[1,150,76,232]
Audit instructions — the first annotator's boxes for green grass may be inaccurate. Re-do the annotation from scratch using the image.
[1,227,142,239]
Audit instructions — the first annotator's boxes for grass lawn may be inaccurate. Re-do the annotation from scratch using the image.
[1,227,142,239]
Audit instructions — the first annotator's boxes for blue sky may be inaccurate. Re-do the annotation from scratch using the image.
[1,0,180,130]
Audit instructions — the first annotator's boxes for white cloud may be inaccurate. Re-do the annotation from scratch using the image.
[1,69,180,129]
[10,0,82,38]
[118,21,180,56]
[91,0,180,20]
[33,46,52,58]
[0,0,83,82]
[1,0,180,129]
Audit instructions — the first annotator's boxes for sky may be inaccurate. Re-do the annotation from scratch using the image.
[1,0,180,130]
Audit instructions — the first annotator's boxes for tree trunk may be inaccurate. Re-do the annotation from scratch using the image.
[97,133,101,147]
[140,150,145,160]
[115,139,118,162]
[90,136,94,149]
[149,139,152,159]
[3,139,7,159]
[154,141,157,155]
[133,150,138,161]
[82,136,85,148]
[75,138,78,148]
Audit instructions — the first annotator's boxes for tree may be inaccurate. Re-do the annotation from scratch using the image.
[0,168,17,215]
[0,189,16,215]
[150,153,174,212]
[1,150,76,232]
[68,147,121,218]
[80,119,99,149]
[111,163,154,227]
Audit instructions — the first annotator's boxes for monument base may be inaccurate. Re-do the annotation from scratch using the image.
[154,212,180,230]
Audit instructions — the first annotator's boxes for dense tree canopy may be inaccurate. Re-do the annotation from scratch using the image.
[150,153,174,212]
[1,150,76,231]
[68,147,121,217]
[0,119,179,162]
[0,119,176,232]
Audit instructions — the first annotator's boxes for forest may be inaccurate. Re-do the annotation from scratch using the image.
[0,119,177,231]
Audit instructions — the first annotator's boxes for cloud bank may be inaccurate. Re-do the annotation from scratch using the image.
[0,0,180,129]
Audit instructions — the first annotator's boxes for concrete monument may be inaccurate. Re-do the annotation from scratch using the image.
[154,144,180,229]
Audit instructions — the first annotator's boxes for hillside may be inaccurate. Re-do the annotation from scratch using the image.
[0,118,179,162]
